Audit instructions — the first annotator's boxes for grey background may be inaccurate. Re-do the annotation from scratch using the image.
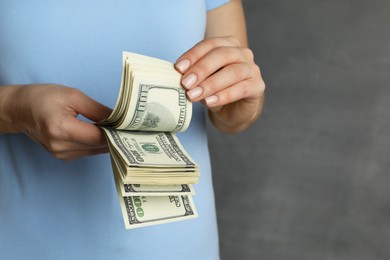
[208,0,390,259]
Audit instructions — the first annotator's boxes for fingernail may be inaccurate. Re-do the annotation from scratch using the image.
[176,59,190,73]
[205,95,219,105]
[182,73,197,89]
[187,87,203,99]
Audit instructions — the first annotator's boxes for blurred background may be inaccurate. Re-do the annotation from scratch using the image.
[208,0,390,259]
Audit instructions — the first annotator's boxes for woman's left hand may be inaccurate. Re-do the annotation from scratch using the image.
[175,36,265,133]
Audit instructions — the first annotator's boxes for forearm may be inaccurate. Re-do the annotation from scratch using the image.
[0,85,23,134]
[206,0,248,46]
[205,0,265,133]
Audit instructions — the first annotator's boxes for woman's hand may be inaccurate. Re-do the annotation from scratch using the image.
[175,36,265,133]
[1,84,112,160]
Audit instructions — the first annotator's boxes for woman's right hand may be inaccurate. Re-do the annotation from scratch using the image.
[0,84,112,160]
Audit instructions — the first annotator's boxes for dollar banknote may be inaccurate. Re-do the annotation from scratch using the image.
[110,157,195,196]
[99,51,192,132]
[121,184,195,196]
[99,51,199,229]
[113,171,198,229]
[103,128,199,185]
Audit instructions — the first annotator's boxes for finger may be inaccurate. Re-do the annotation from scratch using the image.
[49,140,107,153]
[39,135,107,155]
[54,147,109,161]
[180,47,249,90]
[61,117,108,146]
[68,88,112,123]
[204,79,264,108]
[175,36,241,73]
[186,63,252,102]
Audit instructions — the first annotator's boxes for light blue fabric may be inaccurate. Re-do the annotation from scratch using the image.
[0,0,229,259]
[206,0,230,10]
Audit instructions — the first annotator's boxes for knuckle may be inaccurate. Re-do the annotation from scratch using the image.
[45,140,61,154]
[42,122,69,153]
[45,121,62,140]
[234,64,251,81]
[251,64,262,78]
[220,90,231,104]
[67,87,83,100]
[195,62,210,78]
[201,78,219,93]
[259,80,266,93]
[233,83,251,100]
[205,37,222,49]
[219,46,232,58]
[252,79,266,98]
[242,84,251,98]
[242,48,254,60]
[252,65,266,93]
[217,46,240,62]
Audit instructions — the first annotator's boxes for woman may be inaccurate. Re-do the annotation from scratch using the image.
[0,0,264,259]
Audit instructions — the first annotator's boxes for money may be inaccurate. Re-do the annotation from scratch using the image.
[121,184,195,197]
[110,156,195,197]
[99,52,192,132]
[113,172,198,229]
[103,128,199,185]
[99,52,199,229]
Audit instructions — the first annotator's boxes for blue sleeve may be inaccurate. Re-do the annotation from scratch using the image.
[206,0,230,11]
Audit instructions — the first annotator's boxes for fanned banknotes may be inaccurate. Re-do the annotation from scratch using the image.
[99,51,192,132]
[99,52,199,229]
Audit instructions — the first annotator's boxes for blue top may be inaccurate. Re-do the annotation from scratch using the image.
[0,1,229,259]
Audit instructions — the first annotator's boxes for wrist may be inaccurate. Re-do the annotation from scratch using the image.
[0,85,24,134]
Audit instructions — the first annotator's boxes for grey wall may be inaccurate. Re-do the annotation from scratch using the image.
[208,0,390,259]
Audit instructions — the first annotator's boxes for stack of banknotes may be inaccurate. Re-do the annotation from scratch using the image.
[99,52,199,229]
